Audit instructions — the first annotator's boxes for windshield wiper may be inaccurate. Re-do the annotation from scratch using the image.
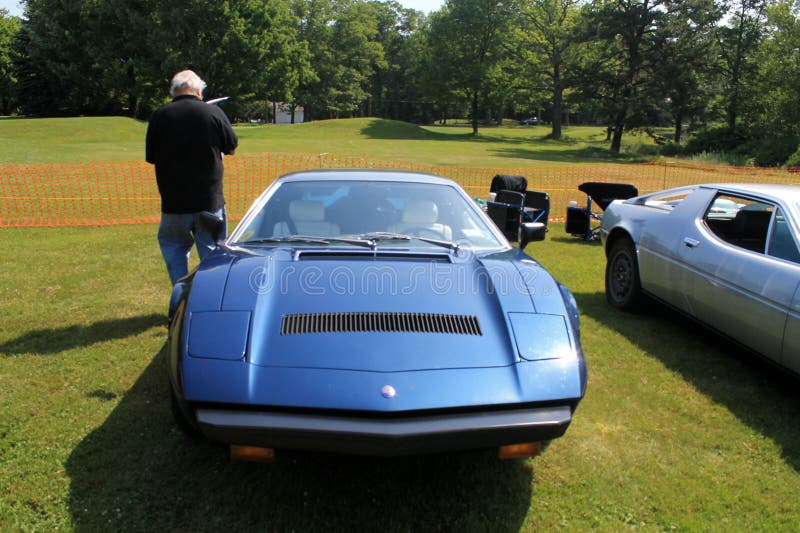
[241,235,374,248]
[241,232,460,252]
[241,235,331,245]
[348,231,460,252]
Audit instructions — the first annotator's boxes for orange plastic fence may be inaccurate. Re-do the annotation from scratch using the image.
[1,153,798,227]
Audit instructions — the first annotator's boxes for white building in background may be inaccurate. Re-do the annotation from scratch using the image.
[274,103,305,124]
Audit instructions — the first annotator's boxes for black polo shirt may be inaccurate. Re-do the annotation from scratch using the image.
[146,95,238,214]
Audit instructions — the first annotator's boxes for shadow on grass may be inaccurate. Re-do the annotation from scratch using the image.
[66,344,533,531]
[359,119,552,145]
[0,314,164,356]
[489,146,647,164]
[358,120,649,164]
[576,290,800,471]
[547,235,603,246]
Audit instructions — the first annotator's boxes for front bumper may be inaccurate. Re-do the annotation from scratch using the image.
[196,404,573,456]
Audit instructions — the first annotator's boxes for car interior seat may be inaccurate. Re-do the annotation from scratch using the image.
[388,199,453,240]
[730,209,772,252]
[273,200,341,237]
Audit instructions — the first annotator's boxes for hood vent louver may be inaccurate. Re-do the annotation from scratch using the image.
[280,312,482,336]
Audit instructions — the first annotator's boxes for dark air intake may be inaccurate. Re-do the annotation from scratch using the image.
[281,312,482,336]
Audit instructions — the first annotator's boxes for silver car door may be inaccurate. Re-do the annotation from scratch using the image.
[637,187,714,313]
[784,283,800,372]
[768,207,800,371]
[676,194,791,362]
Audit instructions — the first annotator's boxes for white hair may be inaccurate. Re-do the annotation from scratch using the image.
[169,70,207,97]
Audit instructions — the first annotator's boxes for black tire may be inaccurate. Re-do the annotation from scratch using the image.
[170,385,202,438]
[605,238,642,311]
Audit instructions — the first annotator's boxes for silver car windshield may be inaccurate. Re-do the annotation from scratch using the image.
[234,180,504,250]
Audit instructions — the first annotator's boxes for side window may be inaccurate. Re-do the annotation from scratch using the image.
[643,189,693,210]
[703,193,773,253]
[767,207,800,264]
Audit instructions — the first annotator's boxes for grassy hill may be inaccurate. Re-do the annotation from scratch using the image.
[1,116,655,166]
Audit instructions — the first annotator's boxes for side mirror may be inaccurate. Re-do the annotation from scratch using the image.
[199,211,226,244]
[519,222,546,249]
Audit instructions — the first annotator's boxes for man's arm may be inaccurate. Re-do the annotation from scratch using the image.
[215,108,238,156]
[145,115,158,164]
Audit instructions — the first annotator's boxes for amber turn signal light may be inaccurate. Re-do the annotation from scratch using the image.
[498,442,541,459]
[230,444,275,463]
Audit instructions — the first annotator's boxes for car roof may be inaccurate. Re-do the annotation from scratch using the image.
[700,183,800,203]
[276,169,458,187]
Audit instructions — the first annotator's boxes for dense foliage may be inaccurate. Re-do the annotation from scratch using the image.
[3,0,800,162]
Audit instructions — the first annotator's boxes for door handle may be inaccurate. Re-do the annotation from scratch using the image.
[683,237,700,248]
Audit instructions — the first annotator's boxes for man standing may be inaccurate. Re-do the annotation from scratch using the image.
[146,70,238,285]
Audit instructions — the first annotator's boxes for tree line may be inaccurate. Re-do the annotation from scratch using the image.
[1,0,799,162]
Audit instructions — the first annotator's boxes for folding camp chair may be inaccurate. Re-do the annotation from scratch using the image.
[566,182,638,241]
[487,175,550,241]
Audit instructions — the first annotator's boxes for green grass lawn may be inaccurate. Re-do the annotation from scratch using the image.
[0,116,655,166]
[2,117,798,530]
[2,224,800,531]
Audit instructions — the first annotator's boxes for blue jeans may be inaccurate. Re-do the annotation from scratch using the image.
[158,208,227,285]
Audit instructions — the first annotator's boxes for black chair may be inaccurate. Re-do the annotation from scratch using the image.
[523,190,550,227]
[488,189,525,240]
[487,175,550,241]
[566,182,638,240]
[490,174,527,194]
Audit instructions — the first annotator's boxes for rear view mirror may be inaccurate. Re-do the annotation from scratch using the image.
[519,222,546,249]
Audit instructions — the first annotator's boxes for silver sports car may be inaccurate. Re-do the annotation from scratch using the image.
[600,183,800,371]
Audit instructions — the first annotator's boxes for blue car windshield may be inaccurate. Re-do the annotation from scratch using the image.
[234,180,504,250]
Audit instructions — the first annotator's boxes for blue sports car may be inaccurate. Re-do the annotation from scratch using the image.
[167,170,586,461]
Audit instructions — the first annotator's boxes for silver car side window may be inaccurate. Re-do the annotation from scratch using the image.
[767,207,800,264]
[703,193,773,254]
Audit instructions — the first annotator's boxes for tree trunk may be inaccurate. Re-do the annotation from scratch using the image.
[726,90,738,130]
[551,65,563,139]
[127,64,139,118]
[610,123,624,153]
[673,111,683,144]
[471,91,479,135]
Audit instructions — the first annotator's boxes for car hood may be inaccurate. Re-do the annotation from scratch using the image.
[185,247,571,373]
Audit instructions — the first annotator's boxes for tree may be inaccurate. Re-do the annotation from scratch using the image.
[364,1,428,122]
[516,0,582,138]
[293,0,386,120]
[580,0,667,152]
[577,0,715,152]
[290,0,330,121]
[738,0,800,135]
[329,1,387,116]
[652,0,721,142]
[426,0,514,134]
[15,0,109,115]
[0,9,20,115]
[84,0,161,117]
[14,0,305,118]
[716,0,767,130]
[214,0,310,117]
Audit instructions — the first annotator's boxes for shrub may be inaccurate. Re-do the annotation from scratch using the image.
[684,126,798,167]
[687,151,750,167]
[785,146,800,168]
[736,136,800,167]
[684,126,747,155]
[658,142,684,157]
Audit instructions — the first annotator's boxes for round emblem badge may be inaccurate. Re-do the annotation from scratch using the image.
[381,385,396,399]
